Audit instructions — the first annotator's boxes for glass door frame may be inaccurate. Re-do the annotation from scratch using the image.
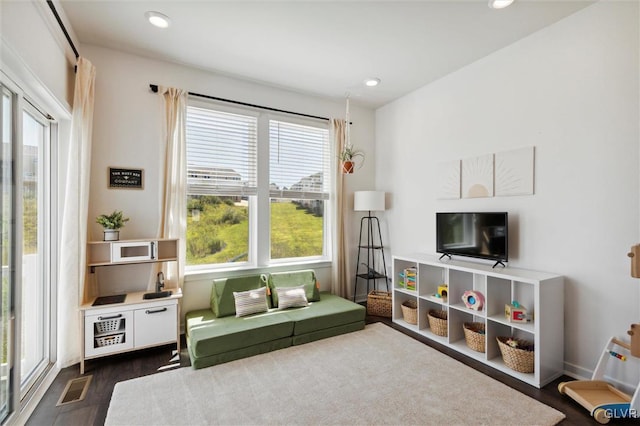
[0,71,57,424]
[19,100,53,400]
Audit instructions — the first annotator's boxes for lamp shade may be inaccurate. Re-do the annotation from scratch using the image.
[354,191,385,212]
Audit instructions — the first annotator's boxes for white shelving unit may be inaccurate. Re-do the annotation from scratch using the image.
[392,253,564,388]
[80,238,182,374]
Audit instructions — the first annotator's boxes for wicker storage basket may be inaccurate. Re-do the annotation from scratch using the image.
[427,309,448,337]
[367,291,392,317]
[401,300,418,325]
[463,322,486,352]
[497,337,535,373]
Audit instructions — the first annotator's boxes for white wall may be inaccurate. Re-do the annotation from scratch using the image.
[80,45,377,311]
[1,0,75,112]
[376,1,639,383]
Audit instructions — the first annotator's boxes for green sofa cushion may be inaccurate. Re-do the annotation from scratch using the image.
[284,293,365,336]
[186,308,293,358]
[210,274,269,318]
[268,269,320,307]
[292,322,365,346]
[187,337,292,370]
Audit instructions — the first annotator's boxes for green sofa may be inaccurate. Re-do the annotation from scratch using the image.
[185,270,366,369]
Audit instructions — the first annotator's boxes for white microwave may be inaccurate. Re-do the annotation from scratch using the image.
[111,241,157,263]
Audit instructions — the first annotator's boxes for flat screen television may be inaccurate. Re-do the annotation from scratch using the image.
[436,212,508,267]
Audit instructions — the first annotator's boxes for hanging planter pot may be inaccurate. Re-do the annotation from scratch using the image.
[342,161,355,174]
[103,229,120,241]
[339,146,365,175]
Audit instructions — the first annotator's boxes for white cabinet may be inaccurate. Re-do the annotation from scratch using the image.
[81,238,181,373]
[134,303,178,348]
[81,295,180,373]
[392,254,564,388]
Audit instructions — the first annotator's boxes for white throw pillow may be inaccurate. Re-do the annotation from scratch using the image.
[276,285,309,310]
[233,286,268,317]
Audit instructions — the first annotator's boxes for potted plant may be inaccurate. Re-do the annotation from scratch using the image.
[339,145,365,174]
[96,210,129,241]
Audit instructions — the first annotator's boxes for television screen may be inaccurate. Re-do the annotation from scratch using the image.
[436,212,508,265]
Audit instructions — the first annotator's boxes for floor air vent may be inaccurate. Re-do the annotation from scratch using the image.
[56,375,92,406]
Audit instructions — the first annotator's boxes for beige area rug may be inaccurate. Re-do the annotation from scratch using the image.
[105,323,565,425]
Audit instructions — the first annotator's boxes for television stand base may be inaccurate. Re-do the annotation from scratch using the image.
[492,260,506,268]
[438,253,452,261]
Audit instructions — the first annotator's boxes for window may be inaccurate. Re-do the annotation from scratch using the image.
[186,106,257,266]
[185,102,331,269]
[269,120,330,260]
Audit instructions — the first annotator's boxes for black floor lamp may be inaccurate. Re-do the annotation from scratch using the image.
[353,191,388,301]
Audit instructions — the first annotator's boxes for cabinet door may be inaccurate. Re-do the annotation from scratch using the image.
[134,303,177,348]
[85,311,134,357]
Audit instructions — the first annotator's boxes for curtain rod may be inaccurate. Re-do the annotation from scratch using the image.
[46,0,80,59]
[149,84,330,122]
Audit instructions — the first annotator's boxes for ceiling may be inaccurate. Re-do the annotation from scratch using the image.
[59,0,595,108]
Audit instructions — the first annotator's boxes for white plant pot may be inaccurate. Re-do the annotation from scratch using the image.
[103,229,120,241]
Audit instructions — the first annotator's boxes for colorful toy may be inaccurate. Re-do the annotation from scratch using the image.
[607,350,626,361]
[558,329,640,424]
[398,267,416,290]
[462,290,485,311]
[437,284,448,299]
[505,300,528,323]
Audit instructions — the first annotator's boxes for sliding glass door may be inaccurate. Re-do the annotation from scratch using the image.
[0,78,54,422]
[20,105,50,396]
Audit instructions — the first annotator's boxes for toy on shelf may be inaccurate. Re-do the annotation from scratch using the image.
[558,325,640,424]
[398,267,416,291]
[505,300,529,323]
[437,284,448,299]
[462,290,485,311]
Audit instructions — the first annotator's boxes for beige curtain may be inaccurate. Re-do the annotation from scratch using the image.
[331,119,349,298]
[57,57,96,367]
[156,87,187,290]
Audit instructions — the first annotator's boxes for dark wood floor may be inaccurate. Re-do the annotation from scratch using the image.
[26,313,635,425]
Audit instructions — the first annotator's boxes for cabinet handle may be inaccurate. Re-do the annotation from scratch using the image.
[98,314,122,321]
[145,308,167,315]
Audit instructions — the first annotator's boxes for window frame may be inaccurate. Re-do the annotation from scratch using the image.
[184,100,333,273]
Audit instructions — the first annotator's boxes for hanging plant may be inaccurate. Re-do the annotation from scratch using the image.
[339,146,365,174]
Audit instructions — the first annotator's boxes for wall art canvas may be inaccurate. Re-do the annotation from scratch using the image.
[437,159,461,199]
[495,146,534,196]
[462,154,494,198]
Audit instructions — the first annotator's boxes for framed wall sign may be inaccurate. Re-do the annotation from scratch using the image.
[109,167,144,189]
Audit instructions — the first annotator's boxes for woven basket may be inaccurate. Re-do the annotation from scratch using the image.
[367,291,392,317]
[401,300,418,325]
[427,309,448,337]
[463,322,486,352]
[497,337,535,373]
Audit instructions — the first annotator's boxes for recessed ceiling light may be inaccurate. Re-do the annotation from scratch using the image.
[145,11,171,28]
[364,78,381,87]
[488,0,514,9]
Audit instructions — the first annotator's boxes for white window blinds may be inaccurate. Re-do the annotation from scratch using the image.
[186,106,258,196]
[269,120,330,200]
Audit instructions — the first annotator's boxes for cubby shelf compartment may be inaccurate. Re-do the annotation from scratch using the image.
[392,253,564,388]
